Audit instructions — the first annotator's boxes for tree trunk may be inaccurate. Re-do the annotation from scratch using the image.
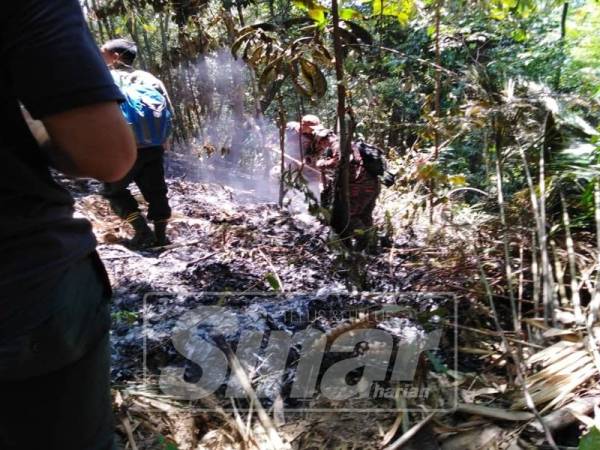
[268,0,275,21]
[330,0,351,238]
[494,118,518,332]
[158,9,184,142]
[433,0,441,159]
[236,1,246,26]
[278,95,286,208]
[127,17,147,70]
[541,112,557,324]
[90,0,112,40]
[387,105,402,153]
[141,24,155,71]
[84,0,106,42]
[428,0,442,223]
[554,2,569,91]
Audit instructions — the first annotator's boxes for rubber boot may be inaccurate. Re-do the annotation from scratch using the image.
[127,214,155,249]
[153,220,171,247]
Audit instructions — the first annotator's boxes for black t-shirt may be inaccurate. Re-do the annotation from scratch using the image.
[0,0,124,335]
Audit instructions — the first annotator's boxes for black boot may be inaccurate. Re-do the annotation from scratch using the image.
[127,214,155,249]
[153,220,171,246]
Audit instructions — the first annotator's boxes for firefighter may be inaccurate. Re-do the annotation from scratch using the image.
[284,115,323,169]
[284,115,381,237]
[278,115,322,186]
[316,137,381,236]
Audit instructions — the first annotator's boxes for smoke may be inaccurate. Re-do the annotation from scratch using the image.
[167,48,317,206]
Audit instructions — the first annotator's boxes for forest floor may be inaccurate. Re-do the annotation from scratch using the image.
[65,156,591,449]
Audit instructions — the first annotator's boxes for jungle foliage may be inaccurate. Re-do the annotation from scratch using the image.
[84,0,600,194]
[85,0,600,306]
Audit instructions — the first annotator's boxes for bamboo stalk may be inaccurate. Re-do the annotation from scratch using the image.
[494,119,518,332]
[551,240,568,307]
[588,180,600,322]
[517,139,554,323]
[561,192,583,323]
[518,241,525,325]
[540,113,555,324]
[473,244,558,450]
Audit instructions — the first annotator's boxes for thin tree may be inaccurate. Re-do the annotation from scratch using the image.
[330,0,351,239]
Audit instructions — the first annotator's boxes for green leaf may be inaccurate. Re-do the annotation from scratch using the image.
[448,174,467,186]
[489,5,506,20]
[142,23,157,33]
[579,427,600,450]
[340,7,362,20]
[292,0,310,10]
[372,0,414,25]
[425,350,447,373]
[354,228,366,237]
[156,435,179,450]
[512,29,527,42]
[293,0,328,26]
[265,273,282,291]
[308,5,328,26]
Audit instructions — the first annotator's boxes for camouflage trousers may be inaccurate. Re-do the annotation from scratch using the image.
[349,175,380,231]
[321,175,380,231]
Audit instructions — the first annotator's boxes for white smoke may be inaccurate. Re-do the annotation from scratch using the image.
[169,48,301,202]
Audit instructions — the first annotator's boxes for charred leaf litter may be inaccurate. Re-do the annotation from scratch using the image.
[66,154,456,411]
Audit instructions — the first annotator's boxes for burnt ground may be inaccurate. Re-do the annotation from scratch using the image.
[52,156,594,450]
[65,161,475,449]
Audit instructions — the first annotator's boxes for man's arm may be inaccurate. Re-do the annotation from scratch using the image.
[316,137,341,170]
[42,102,136,182]
[5,1,136,182]
[22,103,136,182]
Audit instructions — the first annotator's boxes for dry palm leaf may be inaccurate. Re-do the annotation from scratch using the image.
[512,340,597,411]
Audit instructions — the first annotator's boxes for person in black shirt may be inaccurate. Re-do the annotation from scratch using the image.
[0,1,136,449]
